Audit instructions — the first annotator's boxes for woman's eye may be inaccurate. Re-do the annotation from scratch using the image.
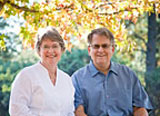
[44,45,49,49]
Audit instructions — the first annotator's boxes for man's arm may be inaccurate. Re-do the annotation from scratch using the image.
[133,107,148,116]
[75,105,87,116]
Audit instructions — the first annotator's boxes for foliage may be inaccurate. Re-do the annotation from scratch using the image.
[119,14,148,84]
[0,16,22,54]
[0,0,160,50]
[58,48,90,76]
[0,59,11,116]
[0,17,8,51]
[124,14,160,116]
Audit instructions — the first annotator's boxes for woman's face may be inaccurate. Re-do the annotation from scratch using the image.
[39,38,63,66]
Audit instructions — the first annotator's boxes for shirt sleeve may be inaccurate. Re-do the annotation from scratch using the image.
[71,73,84,110]
[131,71,153,111]
[9,70,36,116]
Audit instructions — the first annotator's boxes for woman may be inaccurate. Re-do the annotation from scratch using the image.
[9,26,75,116]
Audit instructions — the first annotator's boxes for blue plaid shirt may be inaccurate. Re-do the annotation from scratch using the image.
[72,61,153,116]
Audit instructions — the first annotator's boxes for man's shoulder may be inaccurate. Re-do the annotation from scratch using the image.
[111,62,132,72]
[112,62,137,80]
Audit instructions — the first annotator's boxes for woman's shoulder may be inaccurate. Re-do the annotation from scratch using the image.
[15,63,39,80]
[20,63,39,73]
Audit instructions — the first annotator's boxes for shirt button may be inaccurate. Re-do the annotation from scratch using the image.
[106,95,109,98]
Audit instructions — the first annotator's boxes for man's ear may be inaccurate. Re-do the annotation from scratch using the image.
[112,45,115,53]
[88,46,91,56]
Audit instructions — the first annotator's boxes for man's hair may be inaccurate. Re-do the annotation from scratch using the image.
[35,26,65,52]
[87,27,115,45]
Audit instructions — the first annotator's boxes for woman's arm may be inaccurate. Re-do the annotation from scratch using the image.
[9,71,36,116]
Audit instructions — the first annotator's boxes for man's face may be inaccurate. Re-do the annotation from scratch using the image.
[88,34,114,70]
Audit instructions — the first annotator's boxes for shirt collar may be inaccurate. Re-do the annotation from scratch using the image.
[89,60,99,77]
[109,61,118,75]
[89,60,118,77]
[37,61,59,74]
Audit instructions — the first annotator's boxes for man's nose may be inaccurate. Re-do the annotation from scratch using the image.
[98,46,104,51]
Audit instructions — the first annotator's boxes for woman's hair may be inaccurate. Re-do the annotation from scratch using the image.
[35,26,65,52]
[87,27,115,46]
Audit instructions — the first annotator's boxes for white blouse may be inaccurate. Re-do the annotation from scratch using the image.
[9,62,75,116]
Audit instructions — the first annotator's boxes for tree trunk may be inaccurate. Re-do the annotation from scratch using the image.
[145,12,157,116]
[146,12,157,74]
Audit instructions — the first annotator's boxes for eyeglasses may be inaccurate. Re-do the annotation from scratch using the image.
[89,44,112,49]
[42,44,60,50]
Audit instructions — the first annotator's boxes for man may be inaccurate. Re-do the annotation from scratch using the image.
[72,27,153,116]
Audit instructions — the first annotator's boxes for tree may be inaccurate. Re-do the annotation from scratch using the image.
[0,0,160,50]
[146,12,160,116]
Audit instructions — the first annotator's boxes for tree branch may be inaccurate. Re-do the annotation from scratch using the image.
[7,1,38,13]
[133,32,146,44]
[134,48,146,53]
[55,3,74,11]
[0,0,8,11]
[83,1,141,16]
[0,0,38,13]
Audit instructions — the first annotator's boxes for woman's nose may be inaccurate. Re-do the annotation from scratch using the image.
[48,47,54,52]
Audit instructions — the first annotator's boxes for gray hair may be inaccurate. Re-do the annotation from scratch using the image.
[35,26,65,52]
[87,27,115,46]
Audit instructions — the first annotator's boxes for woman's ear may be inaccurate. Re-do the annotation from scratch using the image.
[37,49,41,57]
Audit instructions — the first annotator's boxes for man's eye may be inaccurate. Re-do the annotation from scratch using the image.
[52,45,59,48]
[102,44,108,48]
[102,44,111,48]
[93,45,100,49]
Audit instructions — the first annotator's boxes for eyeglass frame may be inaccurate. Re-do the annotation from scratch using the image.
[41,43,61,51]
[89,43,114,50]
